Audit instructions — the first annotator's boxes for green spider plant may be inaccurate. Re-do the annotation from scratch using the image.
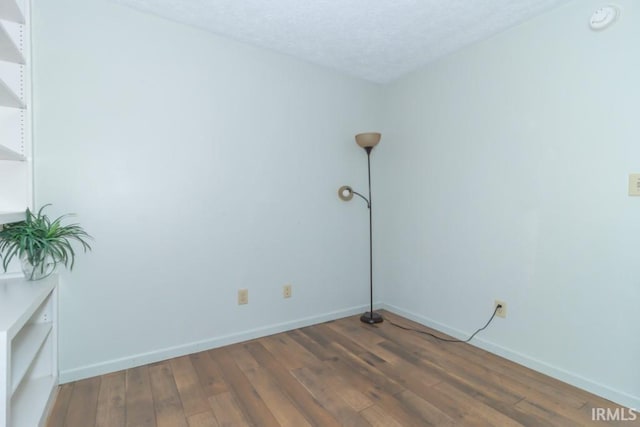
[0,204,92,280]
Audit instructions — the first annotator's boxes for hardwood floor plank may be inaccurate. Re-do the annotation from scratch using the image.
[148,362,188,427]
[360,404,404,427]
[314,322,370,356]
[227,344,260,372]
[334,385,373,412]
[279,328,374,412]
[314,348,392,397]
[259,333,321,370]
[434,381,524,426]
[190,351,228,397]
[245,365,313,427]
[394,389,456,427]
[187,411,220,427]
[45,383,74,427]
[96,371,126,427]
[64,376,101,427]
[291,366,372,427]
[208,391,251,426]
[126,365,157,427]
[358,346,442,392]
[329,318,447,389]
[230,344,312,427]
[321,371,373,412]
[210,347,280,427]
[287,329,335,361]
[303,324,404,395]
[245,340,343,427]
[357,386,430,427]
[329,317,386,348]
[170,355,210,417]
[515,399,587,427]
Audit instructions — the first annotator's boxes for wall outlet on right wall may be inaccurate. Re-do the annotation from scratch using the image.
[494,300,507,318]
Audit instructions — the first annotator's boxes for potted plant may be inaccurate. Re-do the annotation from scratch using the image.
[0,204,92,280]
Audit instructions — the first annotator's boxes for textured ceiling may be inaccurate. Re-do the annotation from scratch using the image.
[112,0,573,83]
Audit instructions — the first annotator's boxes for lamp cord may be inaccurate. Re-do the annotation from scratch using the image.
[385,305,501,343]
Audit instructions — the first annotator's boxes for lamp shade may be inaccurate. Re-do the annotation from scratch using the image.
[355,132,381,149]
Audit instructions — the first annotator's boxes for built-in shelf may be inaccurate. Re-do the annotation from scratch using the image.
[0,79,23,108]
[11,323,52,394]
[0,276,58,427]
[0,0,24,24]
[0,0,30,222]
[0,22,23,64]
[0,211,24,224]
[11,375,56,427]
[0,281,53,334]
[0,143,24,160]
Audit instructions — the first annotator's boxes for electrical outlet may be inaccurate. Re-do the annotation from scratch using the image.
[494,300,507,318]
[283,284,292,298]
[238,289,248,305]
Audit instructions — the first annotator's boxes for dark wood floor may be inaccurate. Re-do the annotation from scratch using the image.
[46,310,636,427]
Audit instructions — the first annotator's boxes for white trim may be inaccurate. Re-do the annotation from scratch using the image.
[59,304,372,383]
[381,303,640,410]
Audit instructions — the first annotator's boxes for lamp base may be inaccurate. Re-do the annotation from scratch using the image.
[360,311,384,324]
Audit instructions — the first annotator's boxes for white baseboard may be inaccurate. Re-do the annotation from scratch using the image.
[381,303,640,410]
[59,304,371,383]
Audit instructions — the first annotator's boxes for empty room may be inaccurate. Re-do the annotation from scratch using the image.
[0,0,638,425]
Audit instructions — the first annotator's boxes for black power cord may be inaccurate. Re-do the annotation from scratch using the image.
[385,304,501,343]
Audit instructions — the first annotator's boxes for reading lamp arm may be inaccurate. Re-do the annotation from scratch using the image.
[351,190,370,208]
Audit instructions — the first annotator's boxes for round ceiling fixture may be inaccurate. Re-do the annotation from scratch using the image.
[590,5,619,30]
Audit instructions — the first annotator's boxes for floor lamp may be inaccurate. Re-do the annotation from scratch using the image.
[338,132,383,324]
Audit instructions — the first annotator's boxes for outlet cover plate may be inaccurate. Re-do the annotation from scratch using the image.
[238,289,248,305]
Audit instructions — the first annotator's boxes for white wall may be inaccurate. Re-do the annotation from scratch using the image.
[32,0,382,381]
[378,0,639,408]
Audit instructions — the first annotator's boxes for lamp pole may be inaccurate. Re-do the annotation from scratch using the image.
[361,146,383,324]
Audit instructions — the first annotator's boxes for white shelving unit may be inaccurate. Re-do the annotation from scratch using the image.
[0,211,24,224]
[0,0,30,225]
[0,22,23,65]
[0,275,58,427]
[0,78,23,109]
[0,0,23,25]
[0,3,45,423]
[0,142,23,161]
